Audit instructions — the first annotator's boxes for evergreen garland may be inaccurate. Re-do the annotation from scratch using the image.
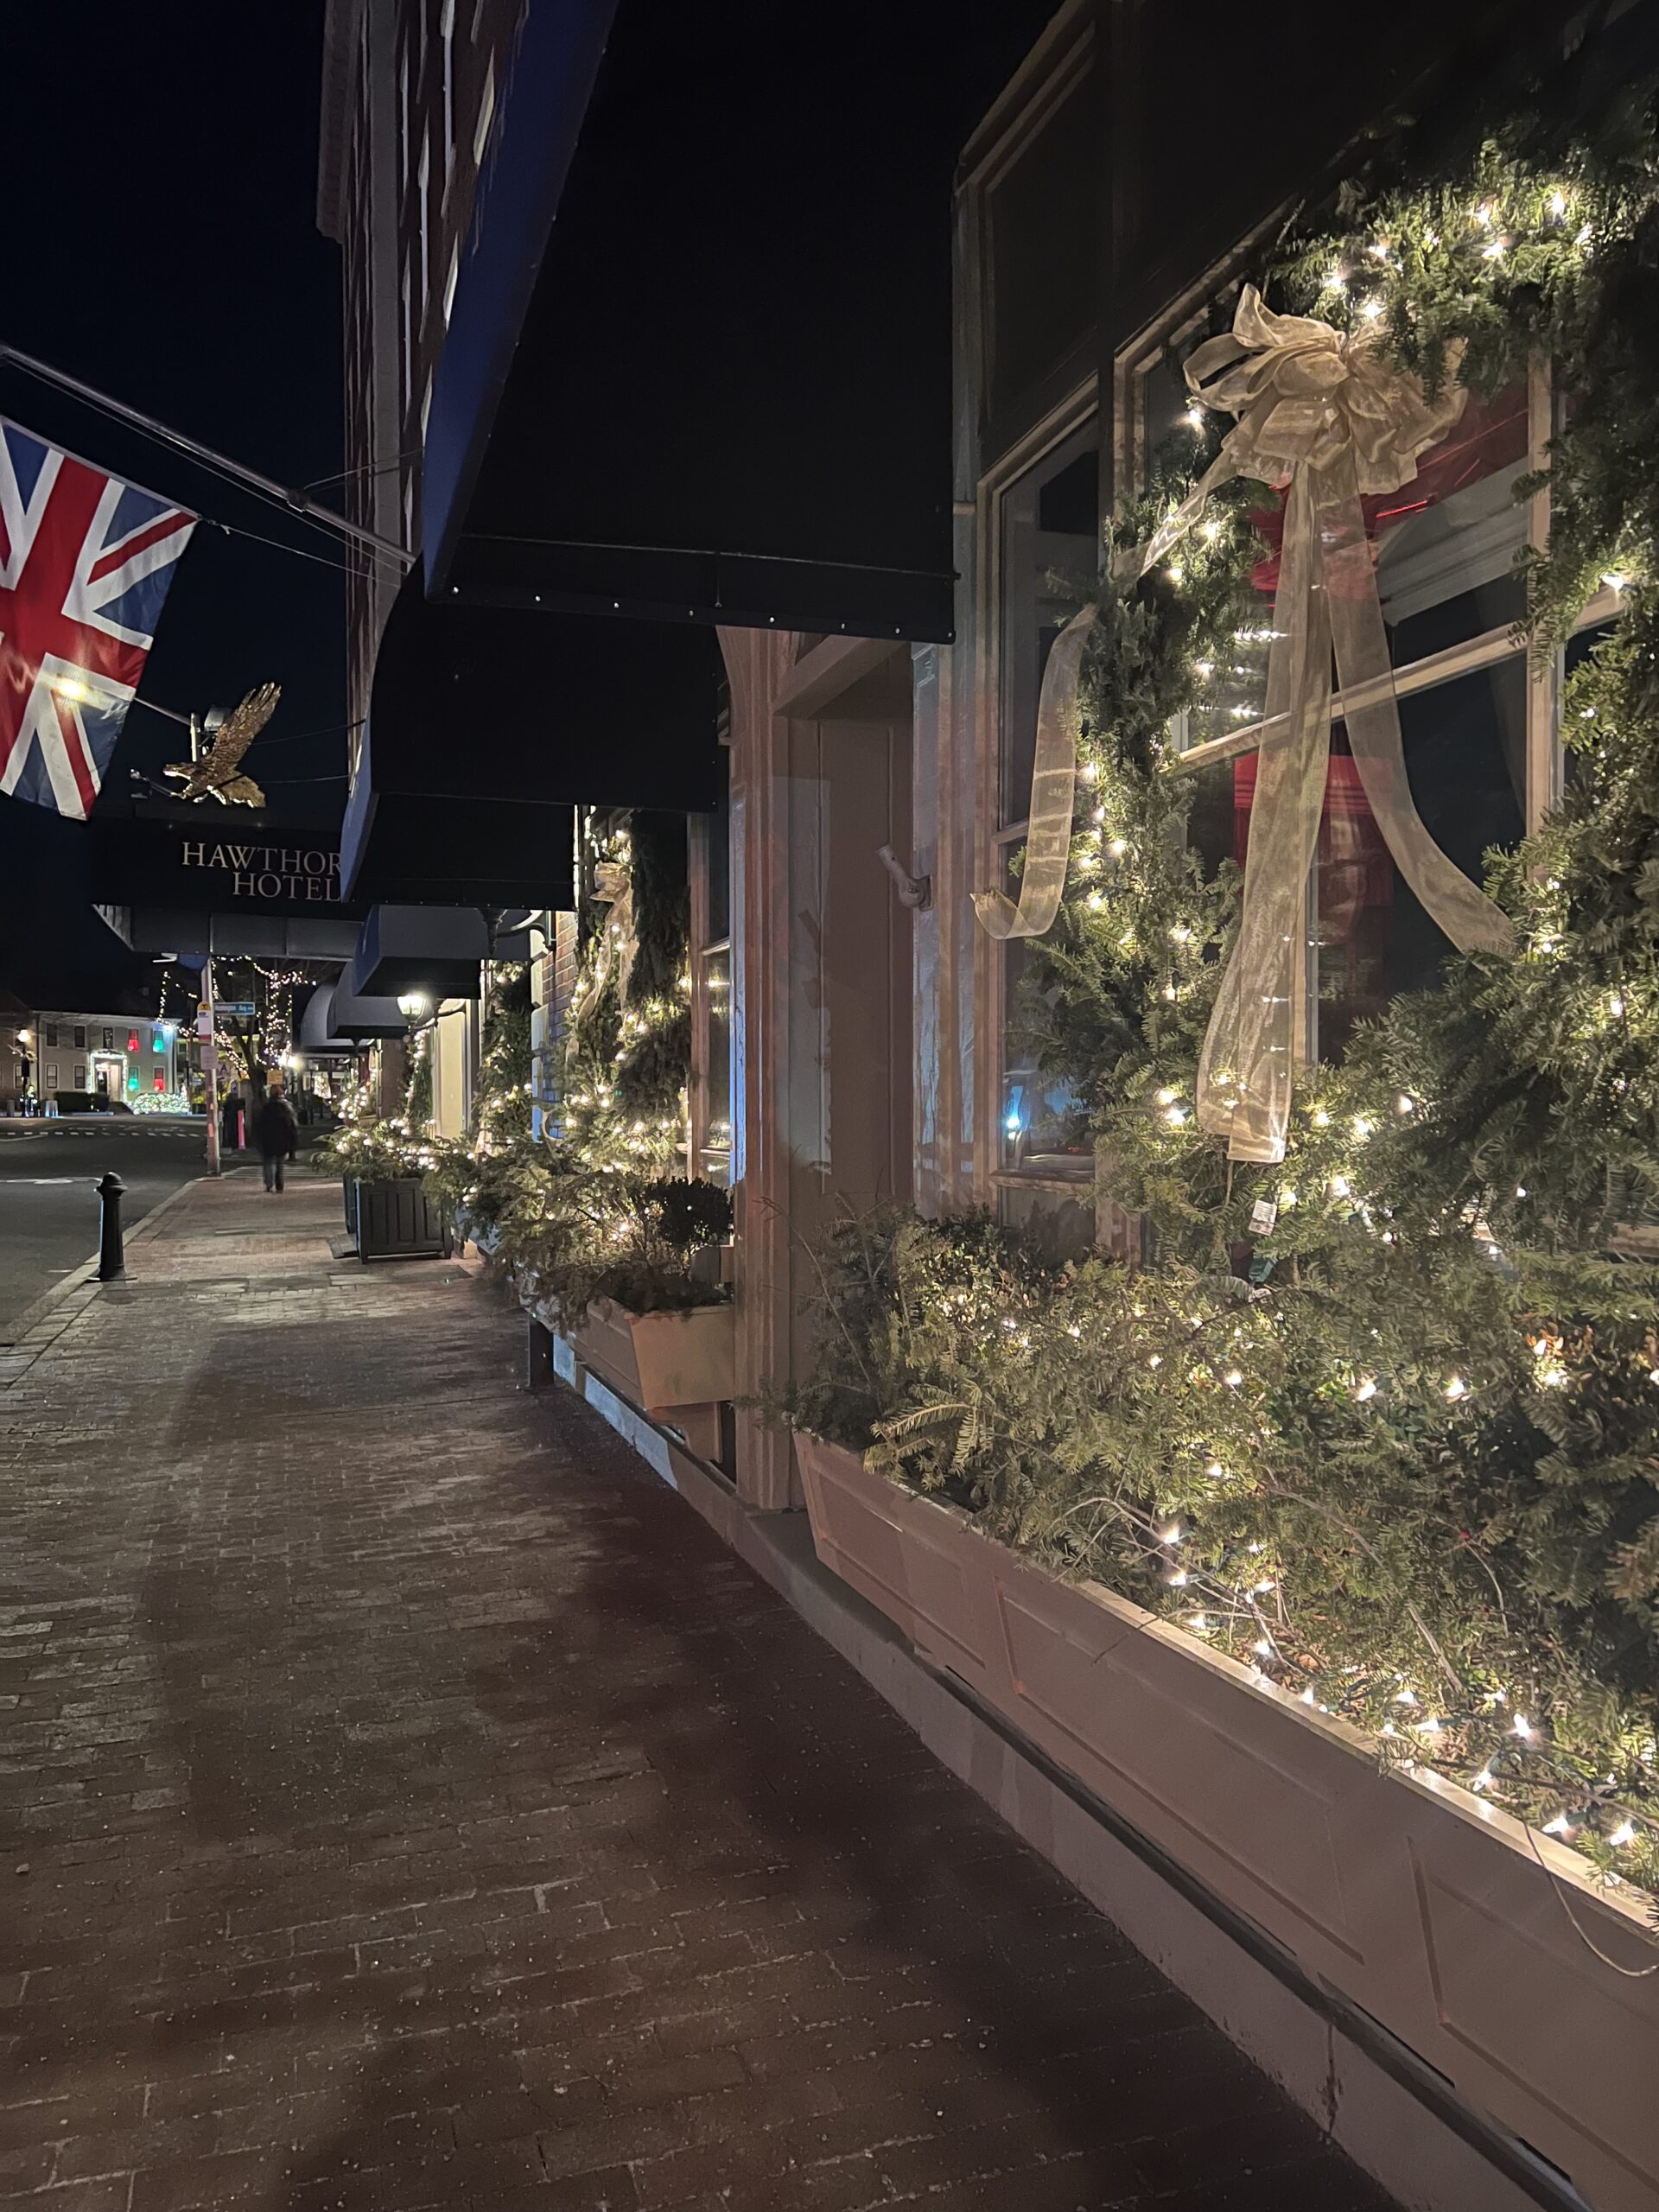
[557,813,692,1173]
[425,821,716,1322]
[404,1028,433,1129]
[474,963,532,1154]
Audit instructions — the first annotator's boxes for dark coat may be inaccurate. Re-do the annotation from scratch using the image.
[254,1093,298,1159]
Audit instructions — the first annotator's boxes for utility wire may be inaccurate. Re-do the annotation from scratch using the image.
[201,513,402,584]
[3,357,359,558]
[301,448,422,494]
[0,346,410,564]
[1,356,410,586]
[241,716,365,753]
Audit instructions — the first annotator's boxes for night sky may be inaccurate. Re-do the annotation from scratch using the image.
[0,2,345,1009]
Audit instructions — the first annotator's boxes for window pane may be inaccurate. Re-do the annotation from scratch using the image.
[1177,568,1277,753]
[1175,381,1531,758]
[1141,348,1196,465]
[1318,662,1526,1055]
[1237,385,1530,668]
[999,1178,1096,1263]
[699,946,731,1186]
[1001,849,1091,1178]
[1000,423,1098,825]
[1184,757,1238,883]
[706,748,730,944]
[986,78,1096,421]
[1375,382,1530,658]
[1562,622,1615,794]
[1209,658,1525,1061]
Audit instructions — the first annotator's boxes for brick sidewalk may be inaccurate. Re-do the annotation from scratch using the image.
[0,1173,1395,2212]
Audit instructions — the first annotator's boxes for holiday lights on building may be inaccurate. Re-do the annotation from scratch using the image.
[911,136,1659,1904]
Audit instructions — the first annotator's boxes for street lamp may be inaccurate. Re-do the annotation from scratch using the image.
[397,992,429,1020]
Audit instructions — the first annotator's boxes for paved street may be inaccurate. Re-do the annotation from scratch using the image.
[0,1174,1395,2212]
[0,1124,208,1338]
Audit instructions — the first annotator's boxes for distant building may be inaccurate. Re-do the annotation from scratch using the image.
[27,1011,181,1109]
[0,994,29,1110]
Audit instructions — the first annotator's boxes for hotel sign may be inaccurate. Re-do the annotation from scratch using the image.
[181,836,342,905]
[86,808,372,922]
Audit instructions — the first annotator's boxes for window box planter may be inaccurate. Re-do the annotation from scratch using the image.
[351,1177,453,1262]
[794,1430,1659,2212]
[564,1296,734,1460]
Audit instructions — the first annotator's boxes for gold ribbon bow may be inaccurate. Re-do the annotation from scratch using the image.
[976,285,1515,1167]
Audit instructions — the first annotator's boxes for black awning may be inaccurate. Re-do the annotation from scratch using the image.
[298,982,356,1051]
[423,0,1059,644]
[343,569,719,901]
[340,755,574,907]
[325,979,411,1041]
[350,906,486,1002]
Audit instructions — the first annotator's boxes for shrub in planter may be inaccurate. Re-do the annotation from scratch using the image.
[779,1202,1659,1912]
[315,1113,460,1258]
[314,1112,451,1186]
[514,1160,734,1329]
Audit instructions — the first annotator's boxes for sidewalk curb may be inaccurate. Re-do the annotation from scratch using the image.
[1,1172,208,1344]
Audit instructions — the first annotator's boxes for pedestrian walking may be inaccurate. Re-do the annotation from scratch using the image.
[255,1080,299,1193]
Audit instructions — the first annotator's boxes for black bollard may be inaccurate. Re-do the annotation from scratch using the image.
[96,1171,127,1282]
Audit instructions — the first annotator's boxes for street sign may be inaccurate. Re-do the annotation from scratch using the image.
[215,1001,257,1020]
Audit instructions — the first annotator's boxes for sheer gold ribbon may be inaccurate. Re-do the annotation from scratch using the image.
[971,601,1095,941]
[975,285,1515,1166]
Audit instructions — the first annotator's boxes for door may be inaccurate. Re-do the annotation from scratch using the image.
[781,648,915,1375]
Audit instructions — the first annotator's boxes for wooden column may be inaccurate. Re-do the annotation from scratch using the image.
[720,626,797,1512]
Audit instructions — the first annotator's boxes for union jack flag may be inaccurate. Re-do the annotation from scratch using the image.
[0,418,195,819]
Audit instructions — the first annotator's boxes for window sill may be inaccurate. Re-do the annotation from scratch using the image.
[994,1163,1094,1191]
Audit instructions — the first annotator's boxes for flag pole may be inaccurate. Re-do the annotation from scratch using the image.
[0,344,411,566]
[201,948,221,1179]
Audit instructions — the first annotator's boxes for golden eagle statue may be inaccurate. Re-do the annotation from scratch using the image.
[163,683,280,806]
